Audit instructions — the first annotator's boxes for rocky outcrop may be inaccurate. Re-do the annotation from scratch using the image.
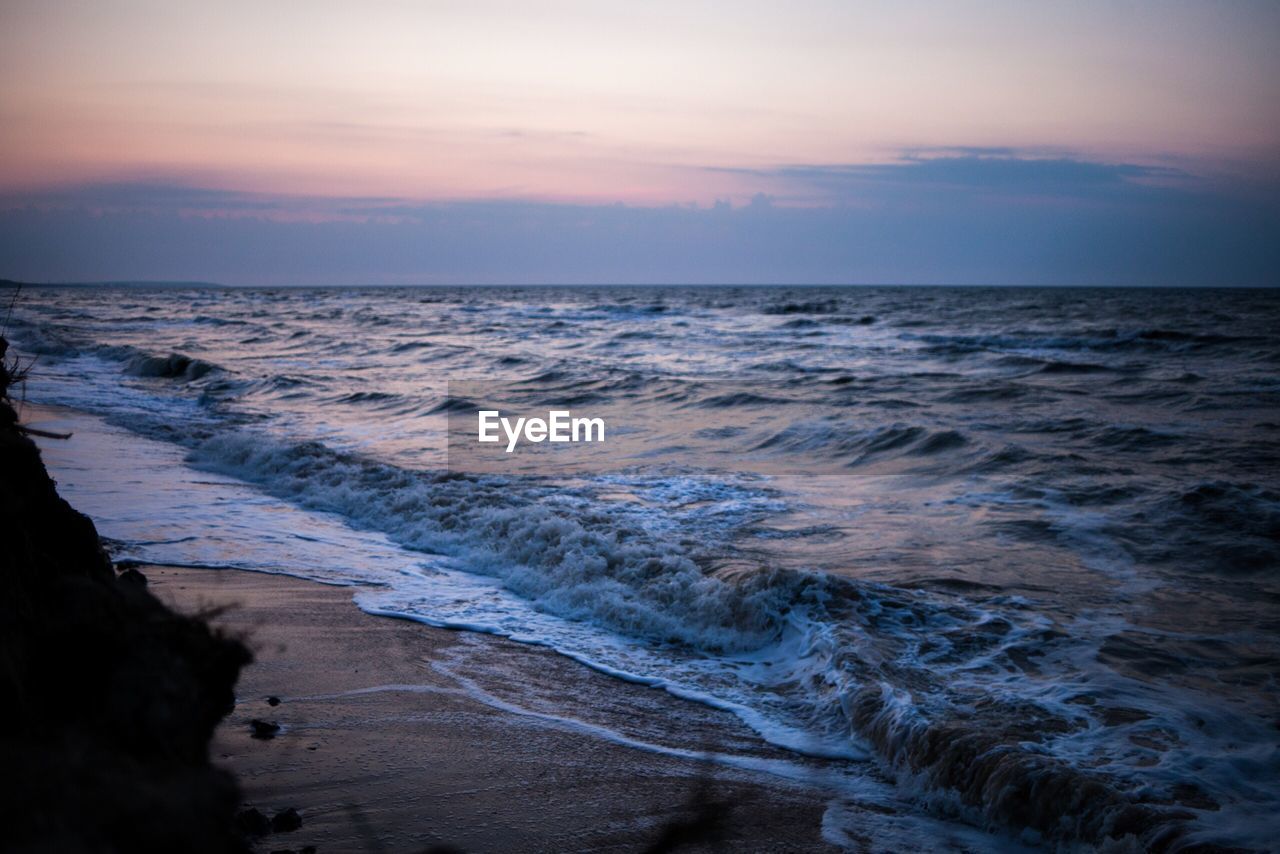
[0,334,252,853]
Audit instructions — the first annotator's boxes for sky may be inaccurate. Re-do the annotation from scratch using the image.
[1,0,1277,285]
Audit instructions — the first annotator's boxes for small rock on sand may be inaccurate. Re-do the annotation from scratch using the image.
[250,719,281,739]
[234,807,270,837]
[271,807,302,833]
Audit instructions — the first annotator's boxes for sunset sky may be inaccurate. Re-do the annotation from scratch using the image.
[1,0,1277,285]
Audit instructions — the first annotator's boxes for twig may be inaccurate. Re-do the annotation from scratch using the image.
[17,424,72,440]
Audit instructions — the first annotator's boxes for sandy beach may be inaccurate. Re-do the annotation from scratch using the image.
[150,564,838,853]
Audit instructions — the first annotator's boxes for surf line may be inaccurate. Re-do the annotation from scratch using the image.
[477,410,606,453]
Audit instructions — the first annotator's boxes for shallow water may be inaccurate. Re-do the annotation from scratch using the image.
[10,285,1280,849]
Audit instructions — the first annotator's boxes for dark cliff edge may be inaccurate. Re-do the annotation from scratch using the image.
[0,334,252,853]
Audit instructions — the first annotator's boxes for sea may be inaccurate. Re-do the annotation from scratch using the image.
[7,284,1279,851]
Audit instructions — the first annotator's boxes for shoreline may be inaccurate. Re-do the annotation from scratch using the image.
[149,563,838,853]
[26,401,1261,851]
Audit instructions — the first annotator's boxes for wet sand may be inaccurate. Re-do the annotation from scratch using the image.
[150,565,837,853]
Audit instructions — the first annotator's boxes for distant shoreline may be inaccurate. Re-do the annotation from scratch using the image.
[4,278,1277,290]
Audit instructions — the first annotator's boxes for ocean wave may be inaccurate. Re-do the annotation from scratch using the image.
[761,299,842,315]
[847,685,1190,848]
[187,431,793,651]
[335,390,404,404]
[121,350,220,381]
[426,394,478,414]
[752,421,968,465]
[179,429,1235,845]
[911,327,1259,357]
[4,319,81,356]
[1089,425,1183,451]
[1035,360,1117,375]
[1129,481,1280,575]
[939,384,1029,403]
[6,319,223,382]
[691,391,796,409]
[389,339,433,353]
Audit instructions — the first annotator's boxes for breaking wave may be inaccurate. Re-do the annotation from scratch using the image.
[182,429,1263,848]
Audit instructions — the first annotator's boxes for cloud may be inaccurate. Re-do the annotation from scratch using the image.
[0,151,1275,286]
[715,151,1193,205]
[0,182,404,220]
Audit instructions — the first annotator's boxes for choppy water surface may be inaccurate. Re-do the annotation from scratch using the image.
[10,285,1280,850]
